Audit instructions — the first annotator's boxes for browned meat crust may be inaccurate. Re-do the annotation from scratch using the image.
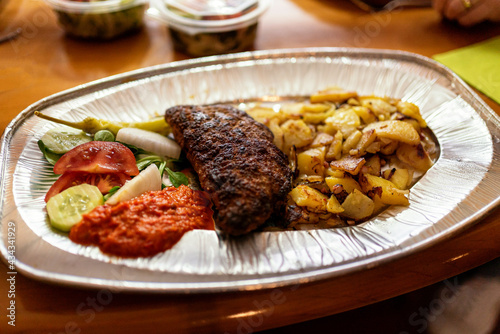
[164,105,293,235]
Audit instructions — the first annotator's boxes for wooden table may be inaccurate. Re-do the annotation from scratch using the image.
[1,1,499,333]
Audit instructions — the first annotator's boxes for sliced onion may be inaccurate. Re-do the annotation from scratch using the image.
[116,127,181,159]
[106,164,162,205]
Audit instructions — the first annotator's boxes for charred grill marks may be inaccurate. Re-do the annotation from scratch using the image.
[164,105,292,235]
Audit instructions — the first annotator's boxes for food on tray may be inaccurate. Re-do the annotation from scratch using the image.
[35,86,436,257]
[244,87,436,230]
[36,114,199,255]
[105,163,162,205]
[116,127,181,160]
[34,111,170,136]
[45,141,139,202]
[53,141,139,175]
[69,185,214,257]
[39,126,92,154]
[164,104,293,236]
[46,183,104,232]
[46,0,147,40]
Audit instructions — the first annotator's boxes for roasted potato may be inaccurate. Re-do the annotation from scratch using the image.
[246,106,285,124]
[325,176,362,194]
[382,168,412,190]
[396,101,427,128]
[289,185,328,212]
[297,147,326,176]
[244,86,435,230]
[330,155,366,175]
[281,119,315,154]
[359,173,410,206]
[268,118,284,151]
[359,96,396,121]
[396,143,433,172]
[325,130,343,161]
[324,108,361,137]
[326,194,344,214]
[364,120,420,145]
[310,87,358,103]
[340,189,375,220]
[342,130,362,155]
[310,132,335,148]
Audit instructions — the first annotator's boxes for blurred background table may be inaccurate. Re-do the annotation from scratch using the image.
[1,0,499,333]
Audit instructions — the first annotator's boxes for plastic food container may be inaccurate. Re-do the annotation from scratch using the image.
[45,0,148,40]
[148,0,271,57]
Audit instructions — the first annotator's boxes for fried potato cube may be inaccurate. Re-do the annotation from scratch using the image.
[352,129,377,156]
[268,118,284,151]
[246,106,285,124]
[397,101,427,128]
[303,103,331,113]
[325,130,343,161]
[289,185,328,212]
[326,195,344,214]
[364,120,420,145]
[352,106,377,124]
[324,167,345,178]
[330,155,366,175]
[302,108,336,124]
[297,146,326,176]
[281,103,306,116]
[324,108,361,137]
[396,143,433,172]
[365,141,381,154]
[343,130,362,155]
[347,98,360,106]
[340,189,374,220]
[382,168,413,190]
[379,137,399,155]
[310,132,335,148]
[359,96,396,121]
[281,119,315,154]
[325,176,362,194]
[295,174,324,184]
[372,197,388,216]
[361,154,381,176]
[359,173,410,206]
[310,87,358,103]
[402,118,421,133]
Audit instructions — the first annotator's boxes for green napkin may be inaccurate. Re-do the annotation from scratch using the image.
[433,36,500,105]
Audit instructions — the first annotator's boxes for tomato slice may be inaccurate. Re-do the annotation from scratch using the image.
[53,141,139,176]
[45,172,131,202]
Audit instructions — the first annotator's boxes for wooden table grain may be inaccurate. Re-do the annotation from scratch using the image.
[1,1,499,333]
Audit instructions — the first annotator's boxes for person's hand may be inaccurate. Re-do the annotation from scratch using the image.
[433,0,500,26]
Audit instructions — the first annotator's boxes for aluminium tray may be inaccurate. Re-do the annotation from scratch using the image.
[1,48,499,293]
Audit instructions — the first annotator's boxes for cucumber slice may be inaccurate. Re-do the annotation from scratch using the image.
[40,127,92,154]
[46,184,103,232]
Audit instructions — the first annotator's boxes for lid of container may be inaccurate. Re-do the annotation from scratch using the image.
[148,0,270,34]
[165,0,259,20]
[45,0,147,14]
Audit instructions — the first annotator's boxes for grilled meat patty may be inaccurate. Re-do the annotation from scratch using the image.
[164,104,293,235]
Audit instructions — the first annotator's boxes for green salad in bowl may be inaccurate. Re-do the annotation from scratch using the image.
[46,0,147,40]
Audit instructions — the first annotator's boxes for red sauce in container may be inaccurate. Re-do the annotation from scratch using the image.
[69,185,214,257]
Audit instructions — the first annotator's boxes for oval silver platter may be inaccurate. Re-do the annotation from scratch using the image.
[1,48,500,293]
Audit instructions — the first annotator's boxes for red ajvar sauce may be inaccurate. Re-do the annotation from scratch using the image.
[69,185,214,257]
